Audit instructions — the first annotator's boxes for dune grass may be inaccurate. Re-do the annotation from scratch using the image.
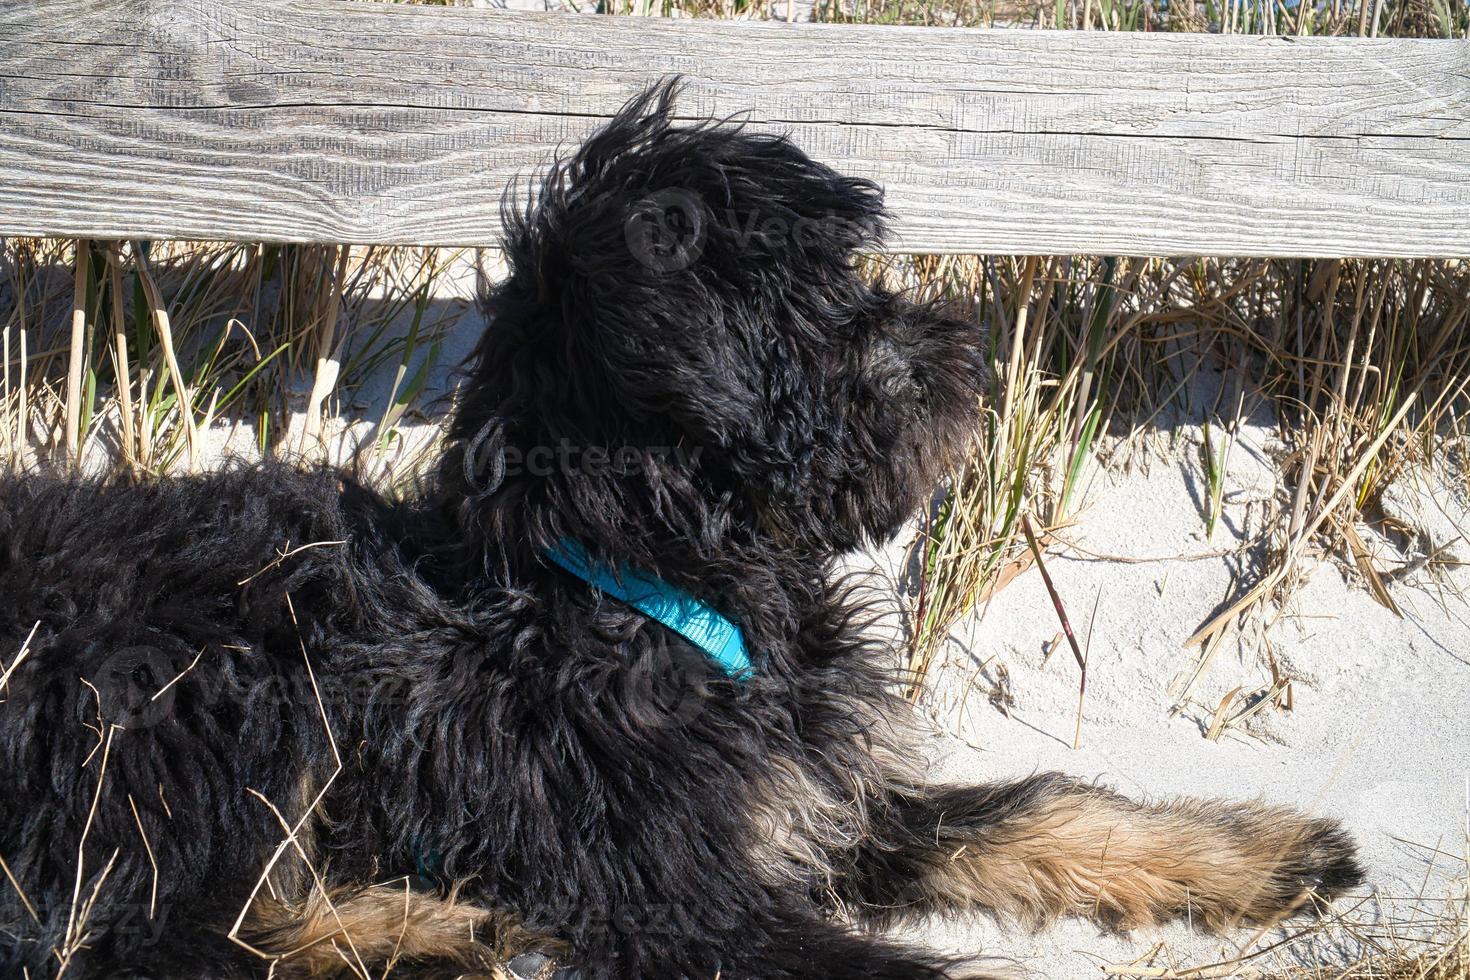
[0,241,466,481]
[894,255,1470,690]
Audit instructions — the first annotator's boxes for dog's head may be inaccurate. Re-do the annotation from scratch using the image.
[444,80,986,560]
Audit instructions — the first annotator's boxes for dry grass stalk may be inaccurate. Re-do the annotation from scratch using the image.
[298,245,351,457]
[56,722,121,976]
[105,244,138,467]
[64,241,89,463]
[131,242,201,472]
[228,595,349,970]
[1020,513,1089,748]
[1185,393,1418,649]
[902,255,1146,692]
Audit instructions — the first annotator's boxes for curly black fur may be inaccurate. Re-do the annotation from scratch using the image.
[1,81,1360,980]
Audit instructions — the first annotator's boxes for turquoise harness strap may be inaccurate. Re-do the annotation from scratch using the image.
[545,538,753,680]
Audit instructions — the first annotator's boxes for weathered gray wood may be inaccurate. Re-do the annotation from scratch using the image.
[1,0,1467,256]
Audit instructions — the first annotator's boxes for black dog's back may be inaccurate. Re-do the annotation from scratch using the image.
[0,465,376,976]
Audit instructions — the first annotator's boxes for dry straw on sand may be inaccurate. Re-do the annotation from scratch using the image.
[893,256,1470,682]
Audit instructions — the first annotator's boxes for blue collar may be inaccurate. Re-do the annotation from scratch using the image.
[545,538,753,680]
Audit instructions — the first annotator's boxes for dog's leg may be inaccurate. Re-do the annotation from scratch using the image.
[836,773,1363,933]
[240,880,562,979]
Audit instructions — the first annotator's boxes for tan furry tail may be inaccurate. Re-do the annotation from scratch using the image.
[241,880,561,979]
[849,773,1364,933]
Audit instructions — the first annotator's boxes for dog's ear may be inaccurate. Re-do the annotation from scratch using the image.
[480,79,889,463]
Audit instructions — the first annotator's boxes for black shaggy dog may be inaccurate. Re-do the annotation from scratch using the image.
[1,82,1361,980]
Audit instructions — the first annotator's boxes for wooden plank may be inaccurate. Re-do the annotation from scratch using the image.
[0,0,1467,256]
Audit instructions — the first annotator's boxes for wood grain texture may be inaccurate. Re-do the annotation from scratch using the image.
[1,0,1467,255]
